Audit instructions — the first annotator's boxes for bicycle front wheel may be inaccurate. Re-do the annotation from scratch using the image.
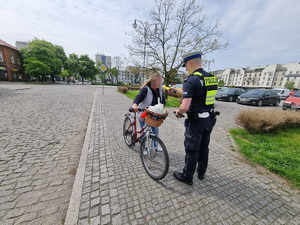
[140,135,169,180]
[123,116,134,147]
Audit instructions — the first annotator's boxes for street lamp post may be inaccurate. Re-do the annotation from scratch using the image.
[133,19,157,84]
[207,59,214,72]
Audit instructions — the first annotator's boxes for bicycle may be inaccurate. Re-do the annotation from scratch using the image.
[123,107,169,180]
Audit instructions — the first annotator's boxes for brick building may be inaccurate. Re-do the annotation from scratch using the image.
[0,39,24,81]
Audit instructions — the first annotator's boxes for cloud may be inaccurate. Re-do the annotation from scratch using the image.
[1,0,299,70]
[204,0,300,70]
[0,0,154,62]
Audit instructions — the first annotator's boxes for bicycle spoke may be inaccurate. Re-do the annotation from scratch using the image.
[123,117,133,147]
[141,135,169,180]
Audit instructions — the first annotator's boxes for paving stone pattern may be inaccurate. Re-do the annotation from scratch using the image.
[77,87,300,225]
[1,83,299,225]
[0,84,95,224]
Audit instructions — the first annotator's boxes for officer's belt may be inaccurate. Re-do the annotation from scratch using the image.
[198,112,210,118]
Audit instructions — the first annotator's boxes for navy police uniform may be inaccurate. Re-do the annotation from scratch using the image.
[177,52,218,184]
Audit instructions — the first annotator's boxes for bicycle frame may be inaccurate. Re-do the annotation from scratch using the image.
[125,111,152,143]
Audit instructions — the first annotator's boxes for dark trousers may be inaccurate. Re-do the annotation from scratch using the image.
[182,117,215,180]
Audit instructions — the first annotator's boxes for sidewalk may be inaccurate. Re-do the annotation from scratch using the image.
[65,86,300,225]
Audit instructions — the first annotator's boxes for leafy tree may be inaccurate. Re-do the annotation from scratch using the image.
[127,0,228,87]
[285,80,295,90]
[218,80,225,87]
[59,69,70,78]
[65,53,80,80]
[54,45,67,68]
[24,58,50,81]
[78,55,98,82]
[107,67,119,84]
[21,38,64,82]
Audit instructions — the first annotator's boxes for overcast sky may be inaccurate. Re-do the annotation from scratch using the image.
[1,0,299,71]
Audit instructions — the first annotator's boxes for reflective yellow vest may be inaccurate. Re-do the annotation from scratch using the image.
[193,72,218,106]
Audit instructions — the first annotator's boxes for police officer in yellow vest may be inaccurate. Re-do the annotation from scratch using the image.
[174,51,218,185]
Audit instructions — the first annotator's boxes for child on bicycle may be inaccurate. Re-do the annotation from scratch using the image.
[132,73,166,152]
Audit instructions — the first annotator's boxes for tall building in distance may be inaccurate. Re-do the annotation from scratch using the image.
[15,41,29,49]
[95,54,111,68]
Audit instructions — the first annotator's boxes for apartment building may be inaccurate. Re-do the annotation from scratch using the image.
[215,62,300,89]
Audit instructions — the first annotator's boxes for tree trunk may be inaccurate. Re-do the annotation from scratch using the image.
[164,89,169,100]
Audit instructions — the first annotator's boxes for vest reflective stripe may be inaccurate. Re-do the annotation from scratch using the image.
[193,72,218,106]
[206,90,217,105]
[194,72,202,76]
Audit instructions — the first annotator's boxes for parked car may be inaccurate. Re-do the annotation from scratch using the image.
[237,89,280,106]
[217,87,228,92]
[216,88,246,102]
[272,88,290,99]
[170,84,183,93]
[282,90,300,111]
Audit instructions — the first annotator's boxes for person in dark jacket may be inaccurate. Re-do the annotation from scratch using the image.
[174,52,218,185]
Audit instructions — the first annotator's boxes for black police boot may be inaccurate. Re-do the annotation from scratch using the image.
[173,171,193,185]
[198,173,205,180]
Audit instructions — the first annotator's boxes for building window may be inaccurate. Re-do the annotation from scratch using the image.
[280,82,282,86]
[0,52,3,62]
[17,57,21,65]
[274,82,276,85]
[10,54,15,63]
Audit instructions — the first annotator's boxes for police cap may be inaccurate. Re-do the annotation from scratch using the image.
[181,51,202,67]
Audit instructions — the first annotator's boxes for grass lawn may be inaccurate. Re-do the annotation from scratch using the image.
[229,127,300,189]
[120,90,181,107]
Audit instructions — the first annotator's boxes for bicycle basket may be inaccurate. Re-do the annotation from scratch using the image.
[145,108,168,127]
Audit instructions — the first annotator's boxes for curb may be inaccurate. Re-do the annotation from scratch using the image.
[64,89,97,225]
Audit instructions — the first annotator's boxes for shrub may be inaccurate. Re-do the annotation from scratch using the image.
[235,109,300,132]
[176,91,183,98]
[117,86,128,93]
[127,86,140,90]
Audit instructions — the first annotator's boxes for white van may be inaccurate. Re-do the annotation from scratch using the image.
[272,88,290,99]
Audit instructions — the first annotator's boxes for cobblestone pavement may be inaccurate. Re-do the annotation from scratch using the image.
[1,83,300,225]
[67,86,300,225]
[0,82,95,224]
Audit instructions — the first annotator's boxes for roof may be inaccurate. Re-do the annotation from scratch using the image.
[0,39,19,51]
[285,74,300,77]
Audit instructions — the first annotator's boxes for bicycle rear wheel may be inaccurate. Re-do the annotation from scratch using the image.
[140,135,169,180]
[123,116,134,147]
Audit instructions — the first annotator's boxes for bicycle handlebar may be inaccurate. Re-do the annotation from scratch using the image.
[129,107,144,112]
[173,111,185,118]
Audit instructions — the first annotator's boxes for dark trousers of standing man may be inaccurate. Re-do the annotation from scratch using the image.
[182,116,216,181]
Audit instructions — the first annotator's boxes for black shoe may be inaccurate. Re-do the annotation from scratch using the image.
[198,173,205,180]
[173,171,193,185]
